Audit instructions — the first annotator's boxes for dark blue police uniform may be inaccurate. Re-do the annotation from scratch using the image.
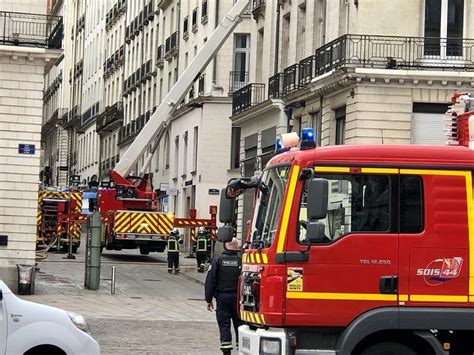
[205,249,242,354]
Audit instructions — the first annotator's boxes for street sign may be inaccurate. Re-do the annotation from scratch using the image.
[18,144,35,155]
[70,175,81,183]
[59,166,68,171]
[166,187,178,196]
[208,189,220,195]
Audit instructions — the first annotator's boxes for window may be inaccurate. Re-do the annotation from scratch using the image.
[192,8,198,31]
[400,176,424,233]
[298,174,392,244]
[183,16,189,36]
[424,0,464,57]
[183,131,188,176]
[311,111,322,146]
[233,34,251,91]
[173,135,179,178]
[230,126,241,170]
[335,106,346,145]
[249,166,291,248]
[202,0,208,23]
[193,126,198,172]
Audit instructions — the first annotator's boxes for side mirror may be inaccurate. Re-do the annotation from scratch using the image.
[226,177,252,198]
[307,178,328,220]
[217,225,234,243]
[306,221,326,243]
[219,189,236,224]
[0,289,3,301]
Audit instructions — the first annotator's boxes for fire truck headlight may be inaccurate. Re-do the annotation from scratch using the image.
[260,338,281,355]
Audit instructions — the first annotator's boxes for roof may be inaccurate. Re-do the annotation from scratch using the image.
[269,145,474,169]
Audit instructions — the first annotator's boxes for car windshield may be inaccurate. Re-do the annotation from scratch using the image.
[249,166,291,248]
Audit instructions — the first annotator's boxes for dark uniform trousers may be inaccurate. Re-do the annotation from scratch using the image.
[168,252,179,270]
[216,292,242,351]
[196,251,207,268]
[205,250,243,353]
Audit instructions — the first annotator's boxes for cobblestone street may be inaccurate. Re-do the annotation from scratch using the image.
[23,242,233,355]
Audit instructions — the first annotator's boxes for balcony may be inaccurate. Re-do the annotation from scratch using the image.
[96,102,124,133]
[164,31,178,60]
[198,74,205,96]
[201,0,208,24]
[315,34,474,77]
[118,113,148,145]
[156,44,164,67]
[268,73,284,99]
[251,0,265,19]
[228,71,249,94]
[183,16,189,39]
[0,11,63,49]
[192,8,198,32]
[283,63,299,96]
[232,83,265,116]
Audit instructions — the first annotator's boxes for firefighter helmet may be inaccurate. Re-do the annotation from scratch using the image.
[198,227,207,234]
[169,228,179,237]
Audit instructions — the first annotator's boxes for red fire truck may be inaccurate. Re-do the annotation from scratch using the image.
[217,94,474,354]
[36,188,83,253]
[98,0,250,254]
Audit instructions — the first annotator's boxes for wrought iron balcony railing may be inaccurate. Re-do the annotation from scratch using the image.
[283,63,299,96]
[198,74,205,96]
[0,11,63,49]
[229,71,249,94]
[232,83,265,116]
[315,34,474,77]
[96,101,124,133]
[268,73,284,99]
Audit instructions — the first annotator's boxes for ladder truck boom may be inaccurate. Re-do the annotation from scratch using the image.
[111,0,250,186]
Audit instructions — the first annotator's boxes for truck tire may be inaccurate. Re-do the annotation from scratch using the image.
[361,342,416,355]
[140,247,150,255]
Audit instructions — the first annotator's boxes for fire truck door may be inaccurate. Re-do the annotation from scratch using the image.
[285,172,399,327]
[398,172,469,305]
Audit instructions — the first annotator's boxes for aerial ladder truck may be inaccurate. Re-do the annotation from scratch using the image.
[98,0,251,254]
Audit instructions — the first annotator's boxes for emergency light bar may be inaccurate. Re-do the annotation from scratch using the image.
[275,129,317,154]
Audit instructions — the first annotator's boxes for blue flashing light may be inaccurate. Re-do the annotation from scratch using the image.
[275,137,289,154]
[300,128,317,150]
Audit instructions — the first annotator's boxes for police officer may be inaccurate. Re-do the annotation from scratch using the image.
[167,228,183,273]
[205,238,242,355]
[196,227,209,272]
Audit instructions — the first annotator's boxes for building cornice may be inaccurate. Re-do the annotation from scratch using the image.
[230,99,285,125]
[172,96,232,119]
[310,67,474,94]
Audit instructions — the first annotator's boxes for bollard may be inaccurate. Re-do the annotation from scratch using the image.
[111,266,116,295]
[85,212,101,290]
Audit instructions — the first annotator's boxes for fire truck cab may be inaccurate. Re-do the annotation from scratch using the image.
[218,122,474,354]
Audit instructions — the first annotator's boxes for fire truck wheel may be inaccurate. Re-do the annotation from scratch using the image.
[139,247,150,255]
[360,342,416,355]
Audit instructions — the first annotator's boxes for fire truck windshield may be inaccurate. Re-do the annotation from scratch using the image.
[249,166,291,249]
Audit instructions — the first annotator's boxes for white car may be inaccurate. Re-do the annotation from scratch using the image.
[0,281,100,355]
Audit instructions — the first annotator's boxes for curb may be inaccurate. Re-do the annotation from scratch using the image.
[180,267,206,285]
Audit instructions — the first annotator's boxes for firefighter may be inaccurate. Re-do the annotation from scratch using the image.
[167,228,183,273]
[205,237,242,355]
[196,227,210,272]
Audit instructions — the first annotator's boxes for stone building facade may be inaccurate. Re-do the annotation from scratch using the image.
[0,0,63,290]
[231,0,474,238]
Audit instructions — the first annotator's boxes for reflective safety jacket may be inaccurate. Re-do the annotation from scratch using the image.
[167,235,183,253]
[196,234,208,252]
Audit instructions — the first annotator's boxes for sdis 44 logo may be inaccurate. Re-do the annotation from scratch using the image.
[416,257,463,286]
